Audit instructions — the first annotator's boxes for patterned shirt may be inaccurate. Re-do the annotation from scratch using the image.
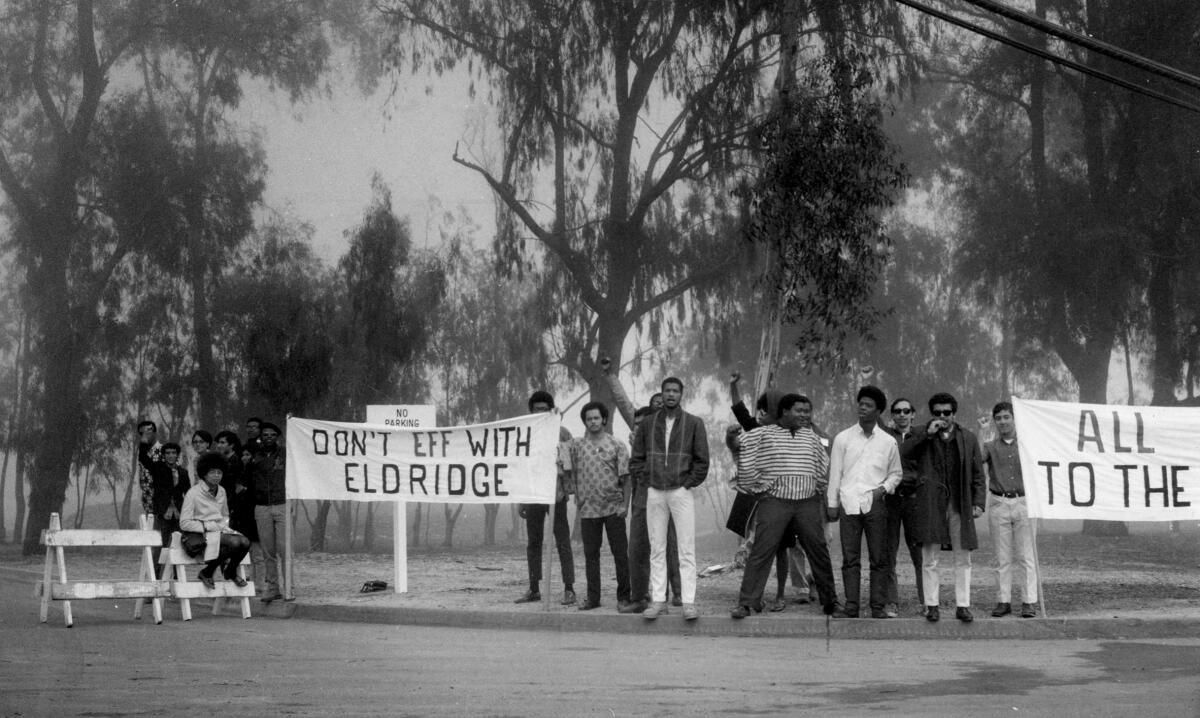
[736,424,829,500]
[565,433,629,519]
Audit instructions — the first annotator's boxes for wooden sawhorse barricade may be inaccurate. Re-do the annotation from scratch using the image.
[38,512,167,627]
[159,531,255,620]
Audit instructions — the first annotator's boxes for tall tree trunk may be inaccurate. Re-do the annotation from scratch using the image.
[188,83,217,430]
[442,503,463,547]
[483,505,499,546]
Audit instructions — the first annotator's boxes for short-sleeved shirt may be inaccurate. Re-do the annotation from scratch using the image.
[565,433,629,518]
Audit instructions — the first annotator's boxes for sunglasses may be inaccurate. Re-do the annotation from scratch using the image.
[892,408,913,415]
[932,410,954,417]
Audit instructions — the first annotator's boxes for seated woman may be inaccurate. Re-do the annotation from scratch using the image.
[180,452,251,589]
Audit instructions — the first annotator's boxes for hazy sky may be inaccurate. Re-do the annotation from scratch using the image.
[233,63,499,265]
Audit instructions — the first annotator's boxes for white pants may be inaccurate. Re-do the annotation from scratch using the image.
[647,487,696,604]
[989,495,1038,603]
[922,509,972,608]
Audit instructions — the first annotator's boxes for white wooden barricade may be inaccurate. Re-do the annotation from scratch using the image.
[160,532,255,620]
[38,512,166,627]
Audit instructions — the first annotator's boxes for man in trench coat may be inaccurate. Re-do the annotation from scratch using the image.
[901,392,986,623]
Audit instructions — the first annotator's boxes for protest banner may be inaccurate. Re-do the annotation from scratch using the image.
[1014,397,1200,521]
[286,412,560,504]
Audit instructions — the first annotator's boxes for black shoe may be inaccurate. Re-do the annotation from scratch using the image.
[956,607,974,623]
[514,590,541,604]
[730,605,751,619]
[229,575,248,588]
[824,603,847,618]
[561,589,577,605]
[992,602,1012,617]
[618,600,647,614]
[843,605,860,618]
[260,590,282,603]
[1021,602,1038,618]
[870,609,891,619]
[926,606,940,622]
[198,572,215,590]
[578,600,600,611]
[671,594,683,607]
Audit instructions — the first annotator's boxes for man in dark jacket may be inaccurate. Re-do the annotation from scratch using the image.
[901,392,986,623]
[630,377,709,620]
[247,421,288,602]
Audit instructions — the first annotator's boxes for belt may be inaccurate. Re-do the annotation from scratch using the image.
[990,489,1024,498]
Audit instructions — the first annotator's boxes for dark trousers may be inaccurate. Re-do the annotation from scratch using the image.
[524,499,575,587]
[201,533,252,579]
[580,514,631,605]
[839,499,889,614]
[628,502,680,603]
[884,493,924,605]
[737,496,836,608]
[153,516,179,579]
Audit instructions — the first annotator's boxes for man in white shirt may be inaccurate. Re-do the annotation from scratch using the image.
[827,386,902,618]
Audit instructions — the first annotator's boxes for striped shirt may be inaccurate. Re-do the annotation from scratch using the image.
[736,424,829,500]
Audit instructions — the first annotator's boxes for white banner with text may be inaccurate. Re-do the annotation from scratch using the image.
[1014,397,1200,521]
[286,413,560,504]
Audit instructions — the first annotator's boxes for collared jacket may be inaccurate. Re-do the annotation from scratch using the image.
[248,445,287,506]
[901,423,986,550]
[629,409,709,492]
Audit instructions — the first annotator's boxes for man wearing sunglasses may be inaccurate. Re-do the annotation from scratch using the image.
[883,398,924,616]
[900,392,986,623]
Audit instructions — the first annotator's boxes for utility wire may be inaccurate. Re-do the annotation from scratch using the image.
[893,0,1200,115]
[960,0,1200,93]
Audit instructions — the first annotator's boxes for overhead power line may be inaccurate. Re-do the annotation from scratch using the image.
[960,0,1200,92]
[892,0,1200,115]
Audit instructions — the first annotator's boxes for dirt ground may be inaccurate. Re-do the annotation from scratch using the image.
[8,524,1199,620]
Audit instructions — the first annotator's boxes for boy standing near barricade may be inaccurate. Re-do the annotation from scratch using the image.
[515,391,577,605]
[565,401,632,611]
[984,401,1038,618]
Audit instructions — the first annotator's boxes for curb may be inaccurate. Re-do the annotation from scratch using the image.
[7,564,1197,639]
[293,601,1200,640]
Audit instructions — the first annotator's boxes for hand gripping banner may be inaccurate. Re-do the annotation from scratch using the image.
[286,413,561,504]
[1014,397,1200,521]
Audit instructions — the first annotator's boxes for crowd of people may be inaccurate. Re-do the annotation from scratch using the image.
[135,417,290,602]
[519,368,1038,623]
[134,376,1037,624]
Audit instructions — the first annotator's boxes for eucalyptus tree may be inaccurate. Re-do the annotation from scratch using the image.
[379,0,914,402]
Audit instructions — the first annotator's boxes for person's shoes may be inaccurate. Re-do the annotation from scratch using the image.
[514,590,541,604]
[730,604,751,619]
[769,598,787,612]
[260,590,283,603]
[671,594,683,607]
[618,600,647,614]
[682,604,699,620]
[925,606,939,622]
[792,594,810,605]
[824,603,847,618]
[750,600,765,613]
[198,573,215,590]
[561,589,577,605]
[843,607,860,618]
[871,608,891,619]
[1020,602,1038,618]
[578,600,601,611]
[642,601,669,619]
[956,607,974,623]
[884,602,899,618]
[992,602,1012,617]
[229,575,248,588]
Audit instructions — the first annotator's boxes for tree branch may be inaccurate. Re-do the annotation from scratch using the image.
[451,145,606,312]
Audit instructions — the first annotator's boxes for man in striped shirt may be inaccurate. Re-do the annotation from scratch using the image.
[730,393,838,618]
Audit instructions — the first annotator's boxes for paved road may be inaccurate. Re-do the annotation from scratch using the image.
[2,572,1198,717]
